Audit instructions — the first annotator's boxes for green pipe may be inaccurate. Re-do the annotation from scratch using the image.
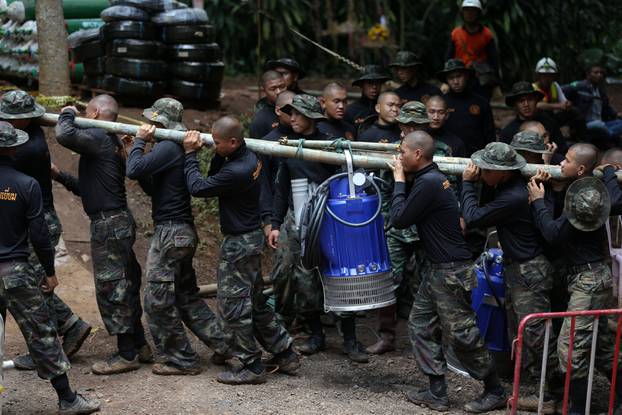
[65,18,104,34]
[8,0,110,20]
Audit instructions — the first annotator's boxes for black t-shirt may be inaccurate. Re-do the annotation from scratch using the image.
[499,112,568,156]
[127,139,193,224]
[12,124,54,211]
[345,96,377,127]
[461,175,545,261]
[443,90,495,155]
[317,118,357,141]
[0,158,54,276]
[430,127,467,157]
[391,163,471,263]
[394,82,441,104]
[249,104,278,139]
[55,110,128,216]
[357,122,401,143]
[185,143,268,235]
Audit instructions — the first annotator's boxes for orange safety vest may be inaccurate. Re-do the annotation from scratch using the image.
[533,82,558,103]
[451,25,493,67]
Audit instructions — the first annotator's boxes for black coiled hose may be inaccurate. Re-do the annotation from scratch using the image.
[300,172,383,270]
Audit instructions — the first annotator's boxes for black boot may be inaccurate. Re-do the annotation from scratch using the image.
[568,378,587,415]
[406,375,449,411]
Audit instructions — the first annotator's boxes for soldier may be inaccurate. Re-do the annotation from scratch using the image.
[519,120,564,165]
[183,116,299,384]
[500,81,567,155]
[250,70,286,138]
[437,59,494,155]
[264,57,305,94]
[388,51,440,104]
[345,65,391,128]
[388,131,505,413]
[54,95,150,375]
[426,95,467,157]
[125,98,229,375]
[358,91,401,143]
[269,95,369,362]
[446,0,499,100]
[0,90,91,371]
[461,142,559,412]
[510,130,555,165]
[317,82,356,140]
[528,174,622,415]
[0,121,100,414]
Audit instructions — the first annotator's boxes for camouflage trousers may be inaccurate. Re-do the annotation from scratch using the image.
[0,261,70,379]
[144,222,228,369]
[558,262,619,379]
[218,228,292,365]
[409,261,494,380]
[28,210,80,335]
[90,209,143,336]
[505,255,558,380]
[270,212,323,321]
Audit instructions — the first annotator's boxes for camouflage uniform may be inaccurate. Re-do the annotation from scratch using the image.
[219,228,292,364]
[28,210,79,335]
[0,261,70,380]
[410,262,494,380]
[90,209,143,336]
[504,255,558,379]
[144,222,228,368]
[558,262,619,378]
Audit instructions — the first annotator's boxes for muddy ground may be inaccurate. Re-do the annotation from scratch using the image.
[2,77,621,414]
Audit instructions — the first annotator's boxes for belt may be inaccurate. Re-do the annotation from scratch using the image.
[568,261,606,274]
[430,259,472,270]
[505,254,543,266]
[0,259,27,272]
[88,207,127,221]
[154,219,194,226]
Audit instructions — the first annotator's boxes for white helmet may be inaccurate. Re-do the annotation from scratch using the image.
[535,57,558,74]
[462,0,482,10]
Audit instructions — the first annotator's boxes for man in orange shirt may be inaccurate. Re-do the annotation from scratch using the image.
[446,0,499,100]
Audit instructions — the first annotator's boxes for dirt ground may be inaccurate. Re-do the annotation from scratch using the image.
[2,77,621,414]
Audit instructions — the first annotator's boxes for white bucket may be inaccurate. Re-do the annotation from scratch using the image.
[291,178,309,227]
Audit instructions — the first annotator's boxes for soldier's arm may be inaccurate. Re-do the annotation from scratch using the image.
[461,181,516,228]
[271,160,291,230]
[127,140,180,180]
[54,169,81,197]
[184,151,243,198]
[26,180,55,276]
[54,109,103,156]
[530,198,566,245]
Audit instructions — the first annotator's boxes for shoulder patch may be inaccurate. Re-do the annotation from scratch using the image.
[355,117,365,125]
[271,122,278,129]
[469,104,481,115]
[442,180,450,190]
[345,131,354,140]
[421,94,430,104]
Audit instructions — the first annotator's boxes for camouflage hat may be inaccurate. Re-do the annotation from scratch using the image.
[0,90,45,120]
[395,101,430,125]
[264,57,306,79]
[505,81,545,107]
[142,98,186,131]
[389,51,422,68]
[281,94,326,120]
[510,130,550,154]
[564,177,610,232]
[436,58,474,82]
[471,142,526,170]
[0,121,28,148]
[352,65,391,87]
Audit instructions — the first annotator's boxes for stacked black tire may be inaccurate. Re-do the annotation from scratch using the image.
[155,8,224,106]
[100,3,167,99]
[69,28,107,89]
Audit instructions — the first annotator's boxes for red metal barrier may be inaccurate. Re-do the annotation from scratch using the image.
[508,309,622,415]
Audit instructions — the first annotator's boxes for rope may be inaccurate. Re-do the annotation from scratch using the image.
[329,137,353,153]
[295,138,305,159]
[257,10,364,72]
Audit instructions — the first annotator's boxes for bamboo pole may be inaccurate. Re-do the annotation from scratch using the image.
[42,112,615,181]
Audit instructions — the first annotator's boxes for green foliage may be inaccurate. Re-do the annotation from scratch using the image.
[206,0,622,84]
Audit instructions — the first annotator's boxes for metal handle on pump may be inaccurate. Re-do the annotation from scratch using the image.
[344,149,356,198]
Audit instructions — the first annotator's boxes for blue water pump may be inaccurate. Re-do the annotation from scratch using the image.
[300,162,395,312]
[471,248,509,352]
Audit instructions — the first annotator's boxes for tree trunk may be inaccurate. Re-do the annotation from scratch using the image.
[36,0,71,96]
